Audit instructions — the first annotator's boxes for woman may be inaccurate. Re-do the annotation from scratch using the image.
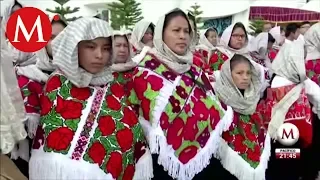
[128,8,234,180]
[29,18,152,180]
[304,22,320,86]
[194,28,218,72]
[249,32,276,79]
[264,42,320,180]
[130,21,155,54]
[268,26,285,62]
[0,23,27,180]
[214,54,271,180]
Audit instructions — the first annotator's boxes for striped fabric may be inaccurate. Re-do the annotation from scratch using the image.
[52,18,114,88]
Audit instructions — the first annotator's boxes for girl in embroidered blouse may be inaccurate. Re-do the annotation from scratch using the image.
[214,54,271,180]
[263,42,320,180]
[194,28,218,72]
[127,8,234,180]
[29,18,152,180]
[304,22,320,86]
[130,21,155,54]
[249,32,276,79]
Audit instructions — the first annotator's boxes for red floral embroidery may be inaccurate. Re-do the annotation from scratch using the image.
[160,112,170,130]
[147,75,163,91]
[116,127,134,152]
[18,76,29,88]
[178,145,198,164]
[209,107,220,129]
[106,151,123,178]
[40,95,53,115]
[70,87,91,100]
[121,107,138,127]
[183,116,198,141]
[122,164,135,180]
[169,96,181,113]
[247,145,260,162]
[167,118,184,150]
[193,87,206,99]
[234,134,247,153]
[56,96,82,119]
[28,81,43,94]
[192,101,209,121]
[134,141,146,162]
[98,115,116,136]
[33,126,45,149]
[106,95,121,111]
[110,83,125,99]
[46,76,61,92]
[28,93,40,107]
[46,127,74,151]
[88,141,106,165]
[141,98,151,120]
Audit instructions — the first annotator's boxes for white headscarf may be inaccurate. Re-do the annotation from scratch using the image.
[304,22,320,60]
[217,23,250,58]
[1,24,27,154]
[269,26,282,45]
[268,42,307,139]
[214,54,263,115]
[196,28,216,50]
[130,21,153,51]
[249,32,269,58]
[111,30,137,72]
[1,0,20,28]
[52,18,114,88]
[153,8,193,74]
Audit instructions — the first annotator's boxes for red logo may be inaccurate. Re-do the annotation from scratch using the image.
[6,7,59,52]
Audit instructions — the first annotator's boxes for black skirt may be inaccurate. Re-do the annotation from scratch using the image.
[151,154,238,180]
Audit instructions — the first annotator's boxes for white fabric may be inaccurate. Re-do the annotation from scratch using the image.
[268,42,307,138]
[304,22,320,60]
[52,18,114,88]
[217,23,250,58]
[0,24,27,154]
[269,26,282,45]
[249,32,272,70]
[195,28,216,63]
[130,21,152,51]
[152,8,193,74]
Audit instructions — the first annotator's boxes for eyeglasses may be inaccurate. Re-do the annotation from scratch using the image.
[231,34,246,39]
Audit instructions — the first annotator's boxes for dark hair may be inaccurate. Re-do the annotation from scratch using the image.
[285,23,299,37]
[187,12,197,31]
[93,15,100,19]
[148,23,155,34]
[301,21,310,26]
[163,9,191,35]
[268,33,276,43]
[52,18,67,27]
[13,0,23,8]
[280,27,284,33]
[204,28,217,38]
[230,54,251,71]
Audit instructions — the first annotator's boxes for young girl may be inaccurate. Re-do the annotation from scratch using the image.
[29,18,152,180]
[130,21,155,54]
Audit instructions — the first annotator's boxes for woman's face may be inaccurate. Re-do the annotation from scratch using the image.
[163,15,190,56]
[78,37,112,74]
[46,22,66,57]
[141,27,154,47]
[114,35,130,64]
[231,61,252,90]
[229,27,246,49]
[207,30,217,46]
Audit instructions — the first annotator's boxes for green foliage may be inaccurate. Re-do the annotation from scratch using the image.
[108,0,143,30]
[46,0,81,22]
[249,17,265,36]
[187,3,203,28]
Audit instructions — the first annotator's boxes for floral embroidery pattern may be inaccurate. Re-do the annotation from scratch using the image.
[130,55,225,164]
[209,49,229,71]
[305,59,320,86]
[36,74,147,179]
[17,75,43,114]
[222,111,266,168]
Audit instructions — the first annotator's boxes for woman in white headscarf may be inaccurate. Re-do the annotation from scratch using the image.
[249,32,276,79]
[130,20,155,54]
[268,26,285,61]
[127,8,234,180]
[213,53,271,180]
[0,23,27,180]
[304,22,320,86]
[2,0,38,66]
[29,18,152,180]
[263,42,320,180]
[194,27,218,72]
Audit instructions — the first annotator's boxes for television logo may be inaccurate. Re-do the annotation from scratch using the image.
[275,123,300,159]
[6,7,59,52]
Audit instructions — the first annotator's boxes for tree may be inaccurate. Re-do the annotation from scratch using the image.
[46,0,81,22]
[249,17,265,36]
[108,0,143,30]
[187,3,203,28]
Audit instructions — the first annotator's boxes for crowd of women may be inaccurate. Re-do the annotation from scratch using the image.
[1,0,320,180]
